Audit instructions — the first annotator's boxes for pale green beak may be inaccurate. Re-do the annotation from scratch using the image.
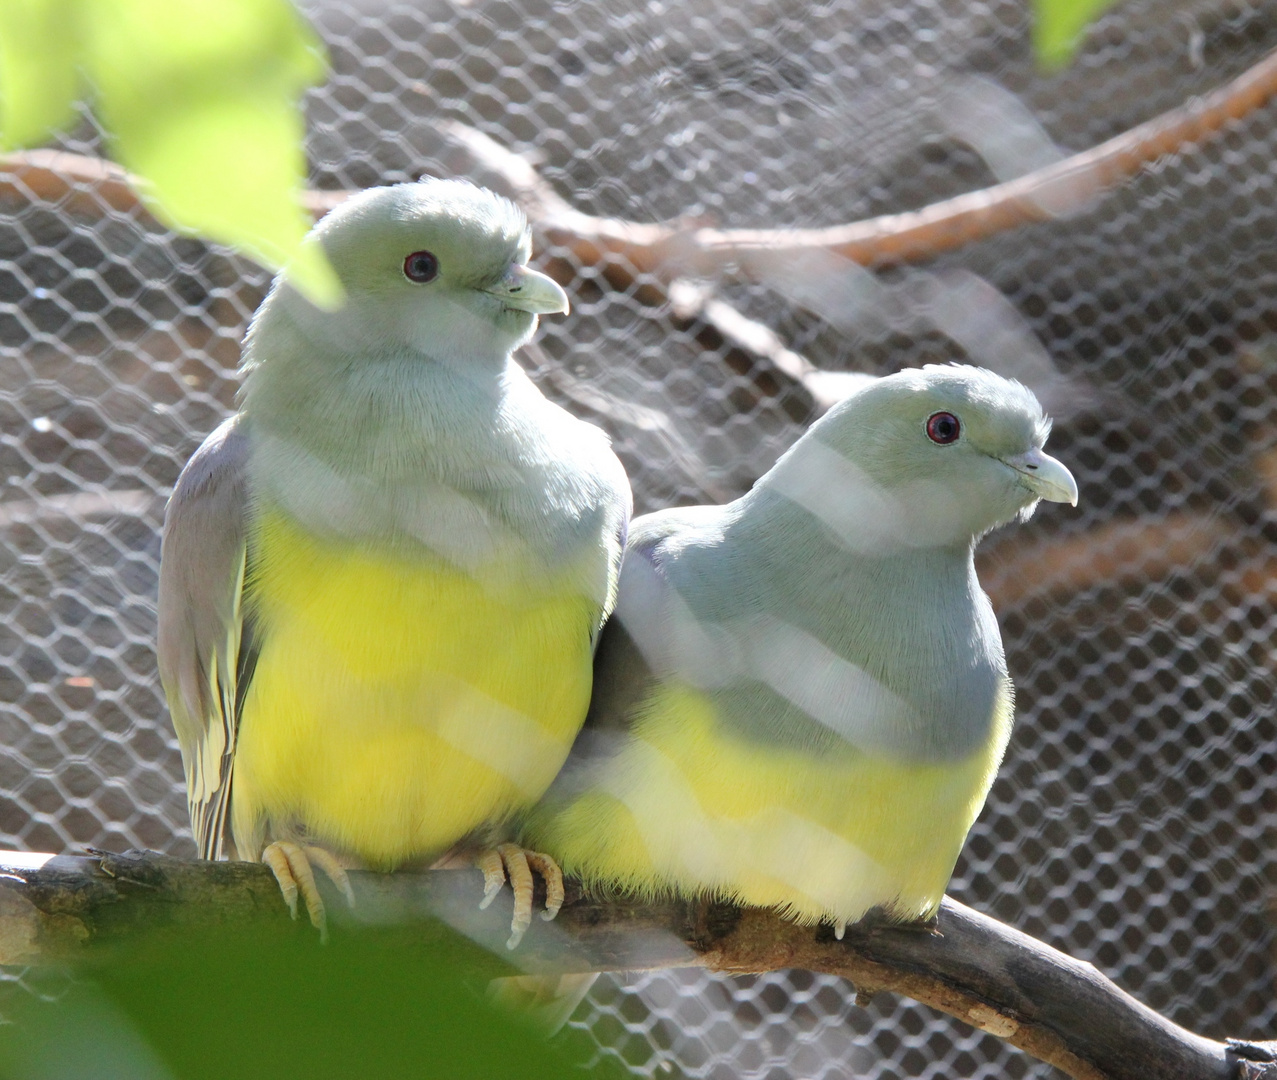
[484,264,570,315]
[1002,447,1078,506]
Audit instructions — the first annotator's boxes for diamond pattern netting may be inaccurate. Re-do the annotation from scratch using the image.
[1,0,1275,1075]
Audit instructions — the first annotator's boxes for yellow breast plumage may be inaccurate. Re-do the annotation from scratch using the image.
[231,508,598,869]
[534,680,1014,926]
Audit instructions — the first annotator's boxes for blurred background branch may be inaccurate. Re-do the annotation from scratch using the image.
[442,44,1277,287]
[5,43,1277,297]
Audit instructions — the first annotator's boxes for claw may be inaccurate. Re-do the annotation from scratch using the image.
[498,843,534,950]
[260,841,354,944]
[473,844,566,949]
[477,848,505,910]
[262,843,300,921]
[304,845,356,910]
[525,851,564,921]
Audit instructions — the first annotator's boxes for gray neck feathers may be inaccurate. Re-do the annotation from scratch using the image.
[641,488,1008,763]
[235,294,611,577]
[241,293,519,481]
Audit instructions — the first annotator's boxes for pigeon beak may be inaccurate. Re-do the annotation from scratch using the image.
[483,264,570,316]
[1001,447,1078,506]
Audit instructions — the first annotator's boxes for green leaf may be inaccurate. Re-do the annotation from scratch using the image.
[1034,0,1119,69]
[0,0,83,149]
[0,0,339,304]
[83,0,339,303]
[0,921,629,1080]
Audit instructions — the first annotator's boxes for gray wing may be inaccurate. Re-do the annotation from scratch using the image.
[541,506,716,808]
[157,415,255,860]
[584,505,718,733]
[589,481,631,654]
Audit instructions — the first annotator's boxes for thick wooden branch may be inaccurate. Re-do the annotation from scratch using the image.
[1,850,1272,1080]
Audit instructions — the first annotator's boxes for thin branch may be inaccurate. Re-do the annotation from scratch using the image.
[978,512,1235,609]
[0,489,155,529]
[5,46,1276,288]
[440,45,1277,285]
[1,850,1269,1080]
[668,278,875,414]
[0,149,139,219]
[682,43,1277,274]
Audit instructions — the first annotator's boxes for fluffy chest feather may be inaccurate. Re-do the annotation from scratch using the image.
[535,679,1014,925]
[243,354,624,595]
[642,506,1009,761]
[230,508,599,868]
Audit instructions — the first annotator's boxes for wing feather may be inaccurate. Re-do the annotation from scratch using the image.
[157,416,255,860]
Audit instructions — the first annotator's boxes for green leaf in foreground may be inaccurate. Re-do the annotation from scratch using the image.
[0,920,625,1080]
[1033,0,1119,68]
[0,0,338,304]
[0,0,82,148]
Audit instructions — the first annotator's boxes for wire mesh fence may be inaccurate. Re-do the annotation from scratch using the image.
[1,0,1275,1075]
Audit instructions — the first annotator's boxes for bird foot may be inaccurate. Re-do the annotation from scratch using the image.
[261,840,356,944]
[475,842,564,950]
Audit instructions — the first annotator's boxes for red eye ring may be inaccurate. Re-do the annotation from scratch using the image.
[926,411,960,444]
[403,250,439,283]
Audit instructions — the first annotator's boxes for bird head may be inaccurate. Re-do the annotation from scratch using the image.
[273,179,569,371]
[760,364,1077,550]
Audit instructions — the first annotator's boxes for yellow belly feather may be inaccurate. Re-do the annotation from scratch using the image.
[232,510,597,868]
[533,682,1013,925]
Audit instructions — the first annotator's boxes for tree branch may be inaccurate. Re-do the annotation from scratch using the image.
[977,512,1235,609]
[6,46,1277,289]
[667,278,876,414]
[674,43,1277,276]
[442,46,1277,287]
[1,850,1272,1080]
[12,53,1273,420]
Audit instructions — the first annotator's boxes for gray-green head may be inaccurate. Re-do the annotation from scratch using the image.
[249,178,569,372]
[758,364,1078,550]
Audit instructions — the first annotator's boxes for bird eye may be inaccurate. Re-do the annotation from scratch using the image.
[926,412,961,444]
[403,250,439,283]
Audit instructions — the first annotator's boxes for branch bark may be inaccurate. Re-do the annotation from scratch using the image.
[440,46,1277,287]
[1,850,1272,1080]
[6,45,1277,290]
[977,512,1235,609]
[11,52,1274,422]
[667,278,876,414]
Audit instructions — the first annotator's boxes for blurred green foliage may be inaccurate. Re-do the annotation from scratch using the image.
[1034,0,1120,68]
[0,920,620,1080]
[0,0,337,302]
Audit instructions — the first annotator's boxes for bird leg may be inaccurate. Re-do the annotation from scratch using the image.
[476,842,565,950]
[261,840,356,944]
